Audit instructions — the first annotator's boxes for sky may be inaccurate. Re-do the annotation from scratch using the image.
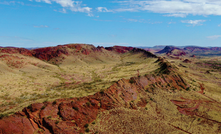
[0,0,221,48]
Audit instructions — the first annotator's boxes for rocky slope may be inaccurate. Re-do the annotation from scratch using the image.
[2,57,221,134]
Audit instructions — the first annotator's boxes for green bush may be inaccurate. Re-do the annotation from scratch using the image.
[129,79,135,84]
[186,87,190,91]
[73,106,79,111]
[47,116,52,119]
[84,123,89,128]
[85,128,90,132]
[86,102,91,106]
[100,89,105,94]
[41,106,46,110]
[0,113,8,119]
[27,104,32,110]
[52,101,57,105]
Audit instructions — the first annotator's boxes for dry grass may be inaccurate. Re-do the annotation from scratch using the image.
[0,51,159,115]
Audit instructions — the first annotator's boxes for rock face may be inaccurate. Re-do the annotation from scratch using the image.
[31,46,69,61]
[0,47,33,56]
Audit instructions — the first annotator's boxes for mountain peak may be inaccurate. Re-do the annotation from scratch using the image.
[156,46,179,54]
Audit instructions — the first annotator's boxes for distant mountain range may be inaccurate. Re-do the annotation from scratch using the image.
[138,45,221,56]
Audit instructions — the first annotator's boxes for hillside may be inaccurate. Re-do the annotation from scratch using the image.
[1,44,221,133]
[0,44,158,116]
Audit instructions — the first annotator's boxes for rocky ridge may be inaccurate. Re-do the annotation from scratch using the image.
[0,58,190,134]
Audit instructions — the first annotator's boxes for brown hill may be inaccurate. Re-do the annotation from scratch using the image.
[167,49,186,56]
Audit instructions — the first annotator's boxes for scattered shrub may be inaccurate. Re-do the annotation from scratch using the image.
[0,113,8,119]
[84,123,89,128]
[100,89,105,94]
[55,121,59,124]
[47,116,52,119]
[85,128,90,132]
[92,121,96,124]
[41,106,46,110]
[73,106,79,111]
[86,102,91,106]
[27,104,32,110]
[186,87,190,91]
[129,79,135,84]
[52,101,57,105]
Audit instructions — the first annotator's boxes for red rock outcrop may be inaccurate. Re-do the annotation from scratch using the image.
[183,59,192,63]
[105,46,134,53]
[31,46,69,61]
[0,47,32,56]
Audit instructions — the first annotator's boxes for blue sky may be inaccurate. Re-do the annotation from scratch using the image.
[0,0,221,48]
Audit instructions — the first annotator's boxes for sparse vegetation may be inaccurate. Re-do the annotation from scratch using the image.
[84,123,89,128]
[1,44,221,134]
[129,79,135,84]
[41,106,46,110]
[0,113,8,119]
